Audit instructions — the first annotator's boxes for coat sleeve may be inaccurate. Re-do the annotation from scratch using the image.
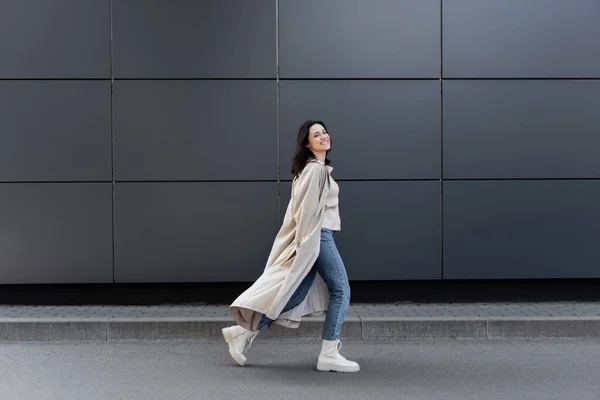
[292,163,330,248]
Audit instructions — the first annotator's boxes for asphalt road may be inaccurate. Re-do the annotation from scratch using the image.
[1,339,599,400]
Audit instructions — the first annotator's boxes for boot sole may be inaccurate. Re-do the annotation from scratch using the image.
[316,361,360,373]
[221,327,246,367]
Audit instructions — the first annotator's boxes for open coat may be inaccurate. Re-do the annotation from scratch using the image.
[229,160,332,331]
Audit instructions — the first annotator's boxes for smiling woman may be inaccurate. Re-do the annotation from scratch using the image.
[292,120,332,178]
[222,120,359,373]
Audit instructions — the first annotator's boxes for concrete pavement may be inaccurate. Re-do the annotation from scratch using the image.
[1,339,599,399]
[1,302,600,341]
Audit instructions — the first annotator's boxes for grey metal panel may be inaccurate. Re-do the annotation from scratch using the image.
[0,81,112,182]
[443,80,600,179]
[114,182,279,282]
[279,0,441,78]
[279,0,440,78]
[443,181,600,279]
[279,81,441,180]
[112,0,276,78]
[280,181,441,280]
[443,0,600,78]
[113,81,277,181]
[0,183,113,284]
[0,0,110,78]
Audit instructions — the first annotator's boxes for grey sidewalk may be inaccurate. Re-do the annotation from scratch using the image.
[1,302,599,341]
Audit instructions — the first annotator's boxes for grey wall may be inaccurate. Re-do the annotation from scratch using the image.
[1,0,598,284]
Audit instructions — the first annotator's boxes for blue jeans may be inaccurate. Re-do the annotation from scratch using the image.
[256,228,351,340]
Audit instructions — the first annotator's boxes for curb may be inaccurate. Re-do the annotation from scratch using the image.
[1,316,600,341]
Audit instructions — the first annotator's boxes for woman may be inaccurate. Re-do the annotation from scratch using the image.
[222,120,359,373]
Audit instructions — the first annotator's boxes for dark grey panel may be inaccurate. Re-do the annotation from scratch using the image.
[279,0,440,78]
[112,0,276,78]
[443,80,600,179]
[444,181,600,279]
[114,81,277,181]
[443,0,600,78]
[0,183,113,284]
[280,181,441,280]
[0,81,112,182]
[279,81,440,180]
[0,0,109,78]
[114,182,279,282]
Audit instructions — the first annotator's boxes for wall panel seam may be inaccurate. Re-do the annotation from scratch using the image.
[276,0,281,223]
[110,0,116,284]
[440,0,445,280]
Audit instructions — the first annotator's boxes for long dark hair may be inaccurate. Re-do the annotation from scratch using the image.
[291,120,332,179]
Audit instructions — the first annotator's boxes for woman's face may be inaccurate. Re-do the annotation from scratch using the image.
[306,124,331,154]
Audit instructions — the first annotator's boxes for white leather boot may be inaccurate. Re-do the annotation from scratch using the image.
[222,325,259,367]
[316,339,360,373]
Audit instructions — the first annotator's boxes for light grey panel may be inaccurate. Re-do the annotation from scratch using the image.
[0,81,112,182]
[443,80,600,179]
[114,182,279,282]
[443,0,600,78]
[112,0,276,78]
[279,81,440,180]
[444,181,600,279]
[0,0,110,78]
[280,181,441,280]
[279,0,440,78]
[0,183,113,284]
[114,81,277,181]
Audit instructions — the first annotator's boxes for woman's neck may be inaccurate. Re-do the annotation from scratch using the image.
[311,152,326,163]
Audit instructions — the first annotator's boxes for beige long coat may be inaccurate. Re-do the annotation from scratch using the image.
[229,160,332,331]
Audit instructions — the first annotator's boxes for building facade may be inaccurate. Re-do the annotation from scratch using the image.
[1,0,599,287]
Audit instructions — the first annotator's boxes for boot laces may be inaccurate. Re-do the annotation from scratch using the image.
[242,331,259,354]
